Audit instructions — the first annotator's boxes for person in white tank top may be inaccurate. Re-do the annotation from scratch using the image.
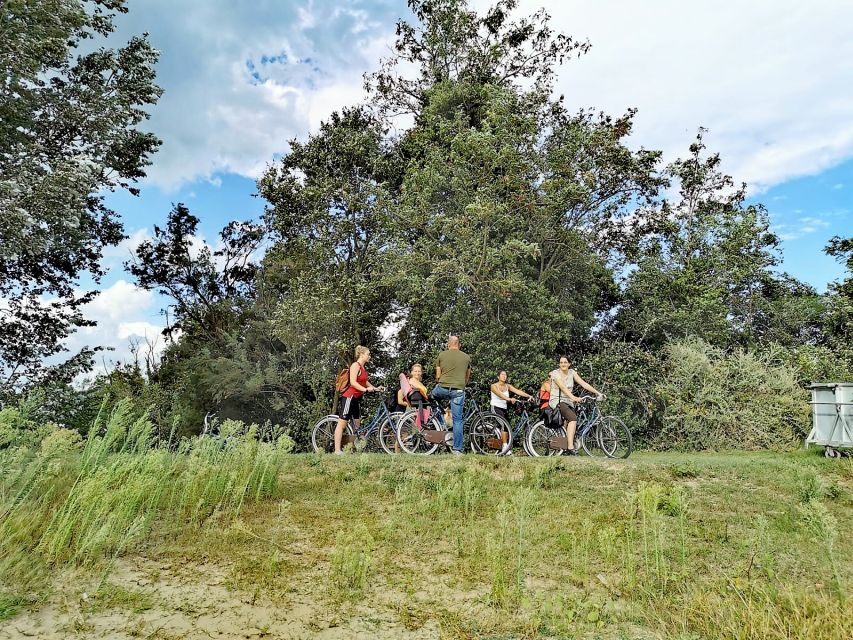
[490,370,533,424]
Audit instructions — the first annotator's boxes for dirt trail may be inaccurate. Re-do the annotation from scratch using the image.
[0,559,440,640]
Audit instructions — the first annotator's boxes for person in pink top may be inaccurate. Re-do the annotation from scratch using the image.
[334,345,381,454]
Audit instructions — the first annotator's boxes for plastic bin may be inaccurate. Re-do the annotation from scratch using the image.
[806,383,853,454]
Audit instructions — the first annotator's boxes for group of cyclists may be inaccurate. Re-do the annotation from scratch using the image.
[332,336,606,456]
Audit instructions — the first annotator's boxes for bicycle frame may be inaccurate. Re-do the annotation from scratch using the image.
[339,400,394,447]
[544,395,602,451]
[405,386,503,451]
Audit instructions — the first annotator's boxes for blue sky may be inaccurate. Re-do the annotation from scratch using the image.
[68,0,853,365]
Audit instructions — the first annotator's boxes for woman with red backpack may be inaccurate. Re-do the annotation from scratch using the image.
[334,346,382,454]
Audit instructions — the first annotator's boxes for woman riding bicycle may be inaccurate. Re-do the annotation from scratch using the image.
[549,357,604,454]
[490,370,532,423]
[334,346,382,454]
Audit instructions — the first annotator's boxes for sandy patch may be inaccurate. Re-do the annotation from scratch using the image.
[0,558,440,640]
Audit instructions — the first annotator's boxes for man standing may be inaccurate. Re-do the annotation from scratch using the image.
[432,335,471,454]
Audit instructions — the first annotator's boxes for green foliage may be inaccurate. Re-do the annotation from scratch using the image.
[580,341,665,444]
[612,132,806,350]
[0,0,161,390]
[120,0,850,451]
[655,338,810,450]
[328,523,374,602]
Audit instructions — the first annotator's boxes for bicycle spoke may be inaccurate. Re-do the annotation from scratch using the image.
[378,418,400,454]
[527,421,563,457]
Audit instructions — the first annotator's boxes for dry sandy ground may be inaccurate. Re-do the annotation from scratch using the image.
[0,559,441,640]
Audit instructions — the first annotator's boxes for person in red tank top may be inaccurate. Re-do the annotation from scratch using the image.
[334,345,381,453]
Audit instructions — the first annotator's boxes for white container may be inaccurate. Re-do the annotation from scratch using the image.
[806,383,853,449]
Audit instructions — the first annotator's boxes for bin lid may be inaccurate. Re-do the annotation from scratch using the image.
[808,382,853,388]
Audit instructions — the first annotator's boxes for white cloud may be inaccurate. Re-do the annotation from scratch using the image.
[833,183,844,190]
[507,0,853,193]
[117,321,164,341]
[60,280,167,370]
[101,228,151,271]
[110,0,403,191]
[798,216,831,228]
[772,214,832,241]
[113,0,853,194]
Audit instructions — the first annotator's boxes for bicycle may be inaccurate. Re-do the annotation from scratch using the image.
[526,395,632,459]
[491,397,537,456]
[310,392,395,454]
[394,383,508,455]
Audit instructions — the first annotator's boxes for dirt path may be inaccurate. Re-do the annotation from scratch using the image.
[0,558,440,640]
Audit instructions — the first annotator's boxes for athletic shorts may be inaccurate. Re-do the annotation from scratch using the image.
[557,402,577,423]
[337,395,362,420]
[492,405,509,422]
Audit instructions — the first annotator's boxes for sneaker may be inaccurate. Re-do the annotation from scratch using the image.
[333,450,345,456]
[499,442,511,456]
[451,449,464,455]
[566,448,579,456]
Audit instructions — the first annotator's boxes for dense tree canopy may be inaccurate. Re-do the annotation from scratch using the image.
[0,0,161,393]
[11,0,844,450]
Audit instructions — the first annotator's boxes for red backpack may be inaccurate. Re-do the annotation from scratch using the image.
[538,378,551,411]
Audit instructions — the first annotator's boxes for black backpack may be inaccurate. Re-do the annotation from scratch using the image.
[542,406,564,430]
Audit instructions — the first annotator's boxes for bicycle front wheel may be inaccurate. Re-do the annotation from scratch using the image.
[597,416,633,459]
[311,416,353,453]
[579,423,607,457]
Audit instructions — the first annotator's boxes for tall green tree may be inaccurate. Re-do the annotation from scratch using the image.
[611,131,809,349]
[258,107,400,371]
[0,0,161,392]
[365,0,662,387]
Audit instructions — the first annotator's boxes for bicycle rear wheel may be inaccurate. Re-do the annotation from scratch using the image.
[396,412,441,455]
[597,416,633,459]
[469,413,511,455]
[526,420,565,457]
[311,416,353,453]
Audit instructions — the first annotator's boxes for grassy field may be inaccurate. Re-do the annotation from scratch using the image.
[2,436,852,638]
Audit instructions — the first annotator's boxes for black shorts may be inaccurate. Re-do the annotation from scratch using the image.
[492,405,509,422]
[337,395,362,420]
[557,402,577,423]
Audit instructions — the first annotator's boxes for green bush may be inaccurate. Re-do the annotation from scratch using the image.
[790,344,853,384]
[654,338,810,450]
[580,341,665,445]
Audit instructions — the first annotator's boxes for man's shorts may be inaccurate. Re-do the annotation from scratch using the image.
[337,395,361,420]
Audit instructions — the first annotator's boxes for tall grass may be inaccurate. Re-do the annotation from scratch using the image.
[0,399,294,609]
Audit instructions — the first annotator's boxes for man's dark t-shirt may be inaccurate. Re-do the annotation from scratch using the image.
[437,350,471,389]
